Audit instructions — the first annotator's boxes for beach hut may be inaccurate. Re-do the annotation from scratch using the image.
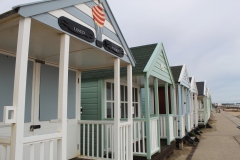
[170,65,192,141]
[80,43,176,160]
[196,82,211,127]
[189,77,199,129]
[0,1,135,160]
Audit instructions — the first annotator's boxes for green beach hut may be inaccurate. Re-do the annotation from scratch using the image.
[81,43,176,160]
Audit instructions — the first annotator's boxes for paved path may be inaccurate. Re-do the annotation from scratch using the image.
[191,111,240,160]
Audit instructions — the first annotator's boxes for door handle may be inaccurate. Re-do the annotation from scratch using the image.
[30,125,41,131]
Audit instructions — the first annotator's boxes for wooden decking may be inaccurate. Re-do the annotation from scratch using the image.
[74,139,176,160]
[133,140,176,160]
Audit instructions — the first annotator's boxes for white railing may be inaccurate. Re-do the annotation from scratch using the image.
[0,137,10,160]
[79,120,115,159]
[79,120,130,160]
[133,119,146,155]
[174,115,185,138]
[159,115,167,138]
[150,117,159,154]
[159,115,174,142]
[23,133,62,160]
[194,112,198,127]
[190,113,194,129]
[198,110,205,124]
[120,122,131,160]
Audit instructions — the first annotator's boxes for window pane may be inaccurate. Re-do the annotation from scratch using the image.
[132,88,134,102]
[107,82,111,100]
[112,103,114,118]
[135,88,138,102]
[125,103,128,118]
[136,104,138,118]
[112,83,114,100]
[121,103,125,118]
[125,86,128,101]
[107,102,112,118]
[121,85,124,101]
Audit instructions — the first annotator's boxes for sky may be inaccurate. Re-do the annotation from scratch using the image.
[1,0,240,103]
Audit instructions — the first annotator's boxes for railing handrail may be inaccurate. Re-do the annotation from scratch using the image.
[23,133,62,144]
[120,121,131,127]
[150,116,159,120]
[0,137,10,145]
[133,118,146,121]
[79,120,114,124]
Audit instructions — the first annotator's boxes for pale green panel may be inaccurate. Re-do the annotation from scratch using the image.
[146,45,172,84]
[151,71,172,84]
[81,80,100,121]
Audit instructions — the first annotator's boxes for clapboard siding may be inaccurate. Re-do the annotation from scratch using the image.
[145,44,173,84]
[141,88,154,116]
[81,80,100,120]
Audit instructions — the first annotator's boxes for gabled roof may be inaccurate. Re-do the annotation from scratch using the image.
[1,0,135,66]
[196,81,206,96]
[171,66,182,82]
[171,65,190,88]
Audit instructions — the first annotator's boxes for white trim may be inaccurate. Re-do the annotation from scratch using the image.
[10,17,31,160]
[57,34,70,160]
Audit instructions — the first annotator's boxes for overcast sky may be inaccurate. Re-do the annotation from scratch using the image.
[1,0,240,103]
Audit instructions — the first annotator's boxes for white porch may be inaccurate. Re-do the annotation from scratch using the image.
[0,13,133,160]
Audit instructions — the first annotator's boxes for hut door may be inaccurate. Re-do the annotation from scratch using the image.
[31,63,78,159]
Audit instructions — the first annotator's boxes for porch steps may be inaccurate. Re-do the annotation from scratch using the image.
[133,140,176,160]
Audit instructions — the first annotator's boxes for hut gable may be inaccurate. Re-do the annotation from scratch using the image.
[13,0,135,66]
[189,77,198,94]
[136,43,174,85]
[171,65,190,88]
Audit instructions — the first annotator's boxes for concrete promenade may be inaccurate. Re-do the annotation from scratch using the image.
[191,111,240,160]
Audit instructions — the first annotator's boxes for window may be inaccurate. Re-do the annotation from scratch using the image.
[105,81,139,118]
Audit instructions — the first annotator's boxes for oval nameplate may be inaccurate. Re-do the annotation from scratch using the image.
[103,39,124,58]
[58,16,95,43]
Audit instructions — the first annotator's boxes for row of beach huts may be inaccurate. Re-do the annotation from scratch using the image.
[0,0,212,160]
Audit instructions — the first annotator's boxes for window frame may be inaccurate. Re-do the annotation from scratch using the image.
[104,79,140,119]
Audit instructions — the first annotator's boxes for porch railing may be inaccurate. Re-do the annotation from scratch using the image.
[159,115,174,142]
[198,110,205,124]
[132,117,159,156]
[173,115,185,139]
[79,120,130,160]
[133,119,146,155]
[0,137,10,160]
[150,117,159,154]
[23,133,62,160]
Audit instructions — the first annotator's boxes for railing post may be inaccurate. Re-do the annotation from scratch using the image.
[165,83,170,145]
[114,58,120,160]
[127,64,133,160]
[57,33,70,160]
[10,17,31,160]
[144,75,151,159]
[154,77,160,152]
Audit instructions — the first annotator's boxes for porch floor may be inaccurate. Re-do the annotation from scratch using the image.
[72,139,176,160]
[133,139,176,160]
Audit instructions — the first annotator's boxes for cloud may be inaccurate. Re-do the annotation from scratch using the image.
[1,0,239,103]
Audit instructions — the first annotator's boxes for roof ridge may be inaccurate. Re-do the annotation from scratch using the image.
[130,43,157,49]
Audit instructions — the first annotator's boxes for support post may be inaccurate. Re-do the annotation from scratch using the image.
[144,75,151,159]
[127,64,133,160]
[194,93,198,127]
[114,58,120,160]
[10,17,31,160]
[57,34,70,160]
[154,78,160,152]
[177,84,183,137]
[77,71,81,155]
[165,83,170,145]
[170,85,175,115]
